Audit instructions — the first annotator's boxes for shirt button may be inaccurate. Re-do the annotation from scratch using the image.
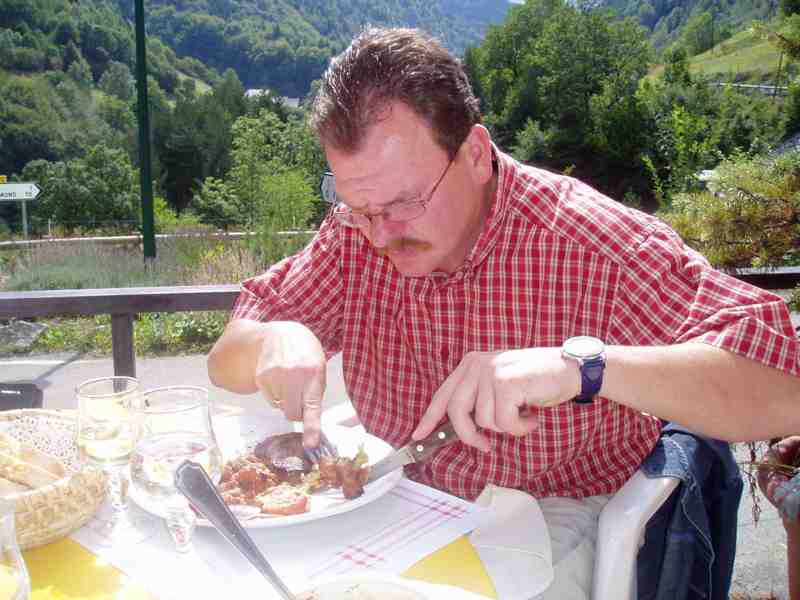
[440,347,450,362]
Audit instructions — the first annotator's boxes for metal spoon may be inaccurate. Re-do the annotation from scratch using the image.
[173,460,297,600]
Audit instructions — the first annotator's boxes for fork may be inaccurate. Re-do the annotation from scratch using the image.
[303,429,339,464]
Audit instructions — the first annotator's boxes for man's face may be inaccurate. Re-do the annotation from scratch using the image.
[325,102,492,277]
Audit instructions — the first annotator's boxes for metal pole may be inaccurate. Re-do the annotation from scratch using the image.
[20,200,27,239]
[774,51,784,103]
[134,0,156,260]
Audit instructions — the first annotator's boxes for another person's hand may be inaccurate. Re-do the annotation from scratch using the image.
[757,436,800,524]
[255,321,327,447]
[412,347,579,451]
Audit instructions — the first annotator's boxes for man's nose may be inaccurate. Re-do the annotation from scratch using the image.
[368,215,399,248]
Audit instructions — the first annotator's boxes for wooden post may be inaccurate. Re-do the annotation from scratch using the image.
[111,313,136,378]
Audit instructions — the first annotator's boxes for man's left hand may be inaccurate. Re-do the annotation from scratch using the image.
[412,347,580,451]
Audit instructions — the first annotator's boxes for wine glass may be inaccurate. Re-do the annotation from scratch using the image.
[129,385,223,553]
[75,376,140,545]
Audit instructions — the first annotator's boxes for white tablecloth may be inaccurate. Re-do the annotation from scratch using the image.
[71,477,484,600]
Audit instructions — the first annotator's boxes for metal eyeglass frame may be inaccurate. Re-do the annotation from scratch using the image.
[319,158,454,228]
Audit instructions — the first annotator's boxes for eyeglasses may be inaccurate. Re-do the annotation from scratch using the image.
[320,158,454,229]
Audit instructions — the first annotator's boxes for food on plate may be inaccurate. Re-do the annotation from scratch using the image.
[0,432,66,495]
[254,432,312,483]
[257,482,310,515]
[316,454,369,499]
[218,432,369,516]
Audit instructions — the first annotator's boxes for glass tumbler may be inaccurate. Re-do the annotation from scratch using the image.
[129,386,223,552]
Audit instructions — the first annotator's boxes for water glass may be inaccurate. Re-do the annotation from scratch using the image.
[129,385,222,552]
[76,376,140,544]
[0,498,29,600]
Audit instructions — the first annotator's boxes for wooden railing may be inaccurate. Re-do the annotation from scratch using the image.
[0,267,798,378]
[0,285,238,377]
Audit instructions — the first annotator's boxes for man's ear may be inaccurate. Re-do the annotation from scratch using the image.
[463,125,494,185]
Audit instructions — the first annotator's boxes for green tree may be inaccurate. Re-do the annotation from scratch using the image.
[661,151,800,268]
[23,144,140,233]
[67,56,93,87]
[678,12,715,56]
[662,46,692,86]
[99,60,134,102]
[194,108,324,229]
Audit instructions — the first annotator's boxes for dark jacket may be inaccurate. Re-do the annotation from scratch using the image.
[636,423,743,600]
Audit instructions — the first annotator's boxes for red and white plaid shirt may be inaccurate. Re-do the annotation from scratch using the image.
[232,149,799,500]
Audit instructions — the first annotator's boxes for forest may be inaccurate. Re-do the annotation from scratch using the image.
[0,0,799,274]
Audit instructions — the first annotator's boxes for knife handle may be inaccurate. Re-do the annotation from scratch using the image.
[409,421,458,461]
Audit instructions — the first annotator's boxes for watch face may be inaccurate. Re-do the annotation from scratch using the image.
[565,336,604,358]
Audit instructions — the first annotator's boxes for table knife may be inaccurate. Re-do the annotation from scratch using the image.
[367,421,458,483]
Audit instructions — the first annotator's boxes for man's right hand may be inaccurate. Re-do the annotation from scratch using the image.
[208,319,327,448]
[255,321,327,448]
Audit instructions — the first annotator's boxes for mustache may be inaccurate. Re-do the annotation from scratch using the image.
[374,237,432,256]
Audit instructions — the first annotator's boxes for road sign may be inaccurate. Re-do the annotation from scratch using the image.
[0,182,40,202]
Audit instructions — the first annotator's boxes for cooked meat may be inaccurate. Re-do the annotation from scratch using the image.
[254,432,312,480]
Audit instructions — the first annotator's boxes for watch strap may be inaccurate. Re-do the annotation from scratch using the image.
[574,355,605,404]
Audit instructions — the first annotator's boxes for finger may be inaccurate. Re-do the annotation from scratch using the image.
[319,432,338,456]
[475,369,500,433]
[413,361,467,440]
[255,375,282,411]
[301,374,325,448]
[446,364,490,451]
[495,392,538,437]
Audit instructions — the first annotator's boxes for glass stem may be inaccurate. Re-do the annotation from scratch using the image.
[166,496,196,553]
[107,465,129,512]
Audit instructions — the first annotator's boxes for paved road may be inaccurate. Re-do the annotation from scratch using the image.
[0,351,791,598]
[0,351,351,413]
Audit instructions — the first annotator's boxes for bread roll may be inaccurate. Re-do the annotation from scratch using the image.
[0,477,29,496]
[0,432,65,478]
[0,450,59,489]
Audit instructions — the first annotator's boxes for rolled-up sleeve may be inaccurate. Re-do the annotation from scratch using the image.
[230,217,344,356]
[610,222,799,375]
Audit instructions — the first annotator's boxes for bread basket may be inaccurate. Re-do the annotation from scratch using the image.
[0,409,107,549]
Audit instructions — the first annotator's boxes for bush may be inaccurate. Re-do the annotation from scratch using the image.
[21,311,229,357]
[660,151,800,269]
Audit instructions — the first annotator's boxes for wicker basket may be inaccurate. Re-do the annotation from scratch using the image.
[0,409,107,549]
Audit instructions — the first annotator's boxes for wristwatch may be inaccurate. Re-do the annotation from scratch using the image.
[561,336,606,404]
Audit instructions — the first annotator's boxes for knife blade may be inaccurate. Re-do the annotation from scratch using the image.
[367,421,458,483]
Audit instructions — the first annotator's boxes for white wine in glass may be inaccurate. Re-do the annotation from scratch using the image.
[76,376,140,544]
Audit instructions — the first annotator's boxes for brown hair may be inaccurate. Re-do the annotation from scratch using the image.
[309,27,481,159]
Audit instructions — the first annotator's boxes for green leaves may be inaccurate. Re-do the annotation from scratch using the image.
[21,144,140,232]
[661,151,800,269]
[194,107,324,233]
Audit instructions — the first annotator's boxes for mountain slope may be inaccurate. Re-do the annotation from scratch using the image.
[113,0,511,96]
[603,0,777,49]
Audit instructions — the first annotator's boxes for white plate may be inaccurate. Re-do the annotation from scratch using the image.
[299,573,493,599]
[130,413,403,528]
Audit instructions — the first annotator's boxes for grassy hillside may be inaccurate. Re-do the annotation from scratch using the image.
[603,0,777,50]
[650,26,798,84]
